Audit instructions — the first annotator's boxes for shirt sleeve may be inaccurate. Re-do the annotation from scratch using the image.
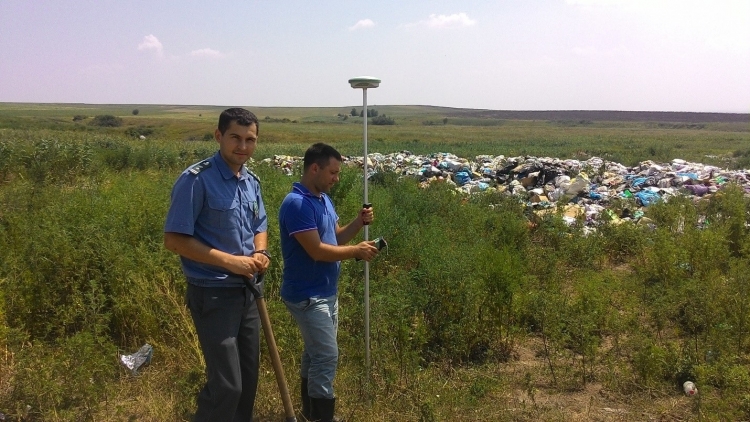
[164,172,205,235]
[282,196,317,237]
[253,182,268,234]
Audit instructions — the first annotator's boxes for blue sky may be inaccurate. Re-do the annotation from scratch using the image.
[1,0,748,112]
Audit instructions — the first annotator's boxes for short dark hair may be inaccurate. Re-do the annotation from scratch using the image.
[303,143,342,172]
[217,108,259,135]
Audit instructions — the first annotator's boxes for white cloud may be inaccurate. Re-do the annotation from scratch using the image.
[406,13,476,29]
[349,19,375,31]
[190,48,225,59]
[138,34,163,56]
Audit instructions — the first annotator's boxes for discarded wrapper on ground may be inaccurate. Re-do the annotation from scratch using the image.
[120,343,153,375]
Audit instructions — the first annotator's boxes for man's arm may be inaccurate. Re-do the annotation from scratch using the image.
[253,230,268,251]
[336,207,373,245]
[164,232,262,278]
[294,229,377,262]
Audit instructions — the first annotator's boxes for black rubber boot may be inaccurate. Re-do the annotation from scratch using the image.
[309,397,337,422]
[301,378,311,421]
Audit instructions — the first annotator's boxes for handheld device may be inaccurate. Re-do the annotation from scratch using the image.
[356,236,387,261]
[373,236,387,251]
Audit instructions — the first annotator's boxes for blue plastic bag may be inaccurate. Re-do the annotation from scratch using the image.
[455,171,471,186]
[635,190,661,206]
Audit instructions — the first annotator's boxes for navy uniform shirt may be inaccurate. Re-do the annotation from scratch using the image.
[164,152,267,287]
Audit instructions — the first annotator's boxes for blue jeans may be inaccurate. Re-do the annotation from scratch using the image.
[284,295,339,399]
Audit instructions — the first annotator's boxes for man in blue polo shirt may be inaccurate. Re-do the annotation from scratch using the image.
[279,143,379,422]
[164,107,270,422]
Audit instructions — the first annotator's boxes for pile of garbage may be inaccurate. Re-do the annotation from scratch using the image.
[261,152,750,227]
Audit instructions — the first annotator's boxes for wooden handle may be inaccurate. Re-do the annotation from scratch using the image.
[256,297,297,421]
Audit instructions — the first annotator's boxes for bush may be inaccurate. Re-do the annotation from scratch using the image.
[124,125,155,138]
[97,139,183,170]
[0,140,13,180]
[89,115,123,127]
[371,114,395,125]
[263,116,291,123]
[19,139,93,184]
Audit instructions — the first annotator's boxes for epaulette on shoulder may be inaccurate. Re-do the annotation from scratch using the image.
[188,160,212,175]
[244,165,261,183]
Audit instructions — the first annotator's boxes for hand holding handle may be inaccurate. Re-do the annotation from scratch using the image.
[362,203,372,225]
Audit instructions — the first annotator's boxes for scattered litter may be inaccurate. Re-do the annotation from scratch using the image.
[262,152,750,230]
[683,381,698,396]
[120,343,153,375]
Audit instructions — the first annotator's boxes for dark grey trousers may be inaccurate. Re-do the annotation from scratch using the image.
[186,284,260,422]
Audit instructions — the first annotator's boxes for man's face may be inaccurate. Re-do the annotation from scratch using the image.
[215,121,258,173]
[313,157,342,194]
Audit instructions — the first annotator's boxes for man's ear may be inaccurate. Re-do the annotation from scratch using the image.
[214,128,222,143]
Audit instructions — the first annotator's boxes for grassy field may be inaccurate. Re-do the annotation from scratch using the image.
[1,102,748,166]
[1,103,750,421]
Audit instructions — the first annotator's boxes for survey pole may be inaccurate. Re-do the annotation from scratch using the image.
[348,76,380,381]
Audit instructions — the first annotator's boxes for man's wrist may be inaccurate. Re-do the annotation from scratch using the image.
[253,249,271,259]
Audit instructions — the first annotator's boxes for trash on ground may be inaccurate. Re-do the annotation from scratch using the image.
[120,343,153,375]
[262,152,750,230]
[683,380,698,396]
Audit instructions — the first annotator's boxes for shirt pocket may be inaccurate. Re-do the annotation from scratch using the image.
[206,195,239,229]
[245,199,258,223]
[240,187,258,220]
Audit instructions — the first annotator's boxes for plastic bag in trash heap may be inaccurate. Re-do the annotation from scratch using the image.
[635,190,661,206]
[120,343,153,375]
[455,171,471,186]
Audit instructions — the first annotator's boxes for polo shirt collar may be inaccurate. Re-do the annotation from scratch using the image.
[292,182,322,199]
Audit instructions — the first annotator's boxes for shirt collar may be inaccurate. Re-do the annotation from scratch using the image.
[292,182,322,199]
[213,151,249,181]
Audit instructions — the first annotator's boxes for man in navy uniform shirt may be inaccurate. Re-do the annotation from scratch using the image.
[164,107,270,422]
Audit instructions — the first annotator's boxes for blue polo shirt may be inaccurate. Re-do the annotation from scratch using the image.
[279,182,340,302]
[164,152,267,287]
